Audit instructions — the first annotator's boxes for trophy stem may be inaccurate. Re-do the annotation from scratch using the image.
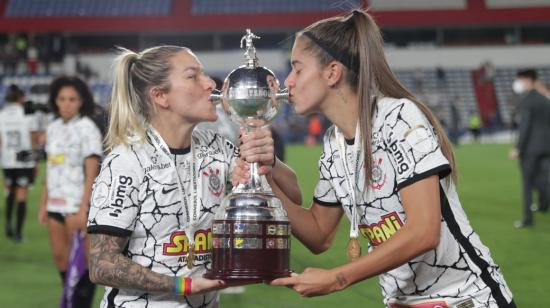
[250,162,261,190]
[232,161,272,194]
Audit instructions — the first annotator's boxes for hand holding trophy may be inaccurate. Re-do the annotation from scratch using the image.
[205,29,290,283]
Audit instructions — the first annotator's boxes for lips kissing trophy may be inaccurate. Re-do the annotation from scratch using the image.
[204,29,291,282]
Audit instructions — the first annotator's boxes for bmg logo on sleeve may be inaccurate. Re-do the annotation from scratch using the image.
[108,175,133,218]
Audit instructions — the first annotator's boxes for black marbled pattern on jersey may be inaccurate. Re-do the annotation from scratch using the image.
[313,98,514,307]
[88,129,238,308]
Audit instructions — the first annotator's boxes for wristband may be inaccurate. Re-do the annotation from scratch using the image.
[174,277,192,296]
[185,277,192,296]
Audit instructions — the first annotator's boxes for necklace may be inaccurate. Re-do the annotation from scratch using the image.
[335,122,362,262]
[147,126,198,269]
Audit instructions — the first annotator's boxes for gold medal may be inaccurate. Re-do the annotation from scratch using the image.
[187,243,195,269]
[347,237,361,262]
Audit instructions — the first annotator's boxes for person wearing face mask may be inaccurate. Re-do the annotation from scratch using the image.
[509,69,550,228]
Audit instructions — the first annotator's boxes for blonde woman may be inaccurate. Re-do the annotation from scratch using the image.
[87,45,300,307]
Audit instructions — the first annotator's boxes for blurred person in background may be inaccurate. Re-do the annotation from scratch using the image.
[253,9,515,308]
[86,45,299,308]
[448,96,461,145]
[468,111,482,143]
[2,41,18,75]
[305,114,322,146]
[38,76,103,307]
[509,69,550,228]
[27,43,39,75]
[0,84,40,243]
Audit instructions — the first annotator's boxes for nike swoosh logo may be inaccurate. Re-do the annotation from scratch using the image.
[162,186,178,194]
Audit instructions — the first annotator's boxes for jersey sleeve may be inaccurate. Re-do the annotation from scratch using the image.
[87,151,141,236]
[382,99,451,190]
[313,129,341,207]
[81,119,103,158]
[26,114,39,132]
[44,122,55,155]
[0,113,4,135]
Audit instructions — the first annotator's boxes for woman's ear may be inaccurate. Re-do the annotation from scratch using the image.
[325,61,344,87]
[149,86,168,108]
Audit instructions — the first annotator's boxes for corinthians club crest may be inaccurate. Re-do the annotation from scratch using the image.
[370,157,386,190]
[203,167,224,197]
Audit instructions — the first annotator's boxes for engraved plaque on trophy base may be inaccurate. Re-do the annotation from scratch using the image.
[204,194,291,282]
[205,220,291,282]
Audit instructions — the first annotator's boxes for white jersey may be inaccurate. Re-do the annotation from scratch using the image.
[314,98,514,308]
[88,128,239,308]
[0,103,38,169]
[46,116,103,214]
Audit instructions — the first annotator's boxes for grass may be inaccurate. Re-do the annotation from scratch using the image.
[1,143,549,307]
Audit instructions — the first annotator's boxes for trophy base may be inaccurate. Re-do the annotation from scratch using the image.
[204,247,291,283]
[203,268,291,284]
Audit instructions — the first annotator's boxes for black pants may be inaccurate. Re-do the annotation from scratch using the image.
[520,154,550,223]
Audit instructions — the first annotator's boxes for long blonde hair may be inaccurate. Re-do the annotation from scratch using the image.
[106,45,188,149]
[298,9,457,184]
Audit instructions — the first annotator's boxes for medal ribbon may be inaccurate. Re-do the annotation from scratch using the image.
[335,123,362,240]
[147,126,199,268]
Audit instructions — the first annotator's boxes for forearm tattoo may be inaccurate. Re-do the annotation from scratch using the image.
[89,234,174,293]
[335,273,348,289]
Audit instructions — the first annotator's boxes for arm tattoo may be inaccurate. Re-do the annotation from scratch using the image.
[335,273,348,289]
[89,233,174,294]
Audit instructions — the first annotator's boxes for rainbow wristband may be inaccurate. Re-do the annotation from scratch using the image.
[174,277,192,296]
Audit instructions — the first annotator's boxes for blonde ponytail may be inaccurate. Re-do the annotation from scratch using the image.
[107,48,145,148]
[106,45,187,149]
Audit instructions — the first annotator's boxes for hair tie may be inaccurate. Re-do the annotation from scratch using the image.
[128,54,139,69]
[302,31,357,74]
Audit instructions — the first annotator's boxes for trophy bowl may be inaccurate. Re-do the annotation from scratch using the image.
[224,65,282,129]
[204,29,291,283]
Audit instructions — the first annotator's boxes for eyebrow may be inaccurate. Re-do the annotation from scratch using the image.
[183,66,202,73]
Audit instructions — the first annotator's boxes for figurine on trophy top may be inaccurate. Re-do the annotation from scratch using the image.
[240,29,261,68]
[211,29,288,132]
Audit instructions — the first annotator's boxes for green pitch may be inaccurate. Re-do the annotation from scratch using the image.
[1,143,549,307]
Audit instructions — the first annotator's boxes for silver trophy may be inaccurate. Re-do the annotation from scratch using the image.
[205,29,291,282]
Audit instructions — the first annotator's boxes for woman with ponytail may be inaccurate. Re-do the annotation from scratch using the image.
[87,46,300,308]
[267,9,515,308]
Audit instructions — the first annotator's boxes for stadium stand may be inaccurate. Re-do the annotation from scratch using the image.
[0,75,111,108]
[191,0,362,15]
[394,68,478,129]
[5,0,172,17]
